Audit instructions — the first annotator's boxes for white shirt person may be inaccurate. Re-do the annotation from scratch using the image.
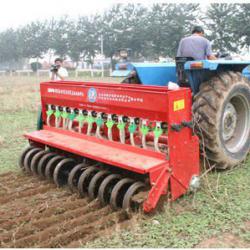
[50,58,69,81]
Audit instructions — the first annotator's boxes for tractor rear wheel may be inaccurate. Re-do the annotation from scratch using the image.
[193,71,250,169]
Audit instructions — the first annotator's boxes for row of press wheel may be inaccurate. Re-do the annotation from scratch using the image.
[19,145,146,211]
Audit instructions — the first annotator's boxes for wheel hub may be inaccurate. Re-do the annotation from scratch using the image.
[222,102,237,141]
[221,93,250,154]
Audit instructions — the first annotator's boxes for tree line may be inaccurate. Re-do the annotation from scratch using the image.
[0,3,249,68]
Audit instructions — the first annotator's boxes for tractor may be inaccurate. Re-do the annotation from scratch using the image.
[20,57,250,213]
[123,57,250,169]
[111,48,134,77]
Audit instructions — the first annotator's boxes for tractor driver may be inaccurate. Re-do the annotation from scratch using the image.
[177,26,217,60]
[50,58,69,81]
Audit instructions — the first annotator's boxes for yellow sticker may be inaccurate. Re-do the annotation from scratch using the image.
[174,99,185,111]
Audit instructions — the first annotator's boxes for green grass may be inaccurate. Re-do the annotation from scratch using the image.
[86,159,250,247]
[0,75,249,247]
[0,76,40,173]
[0,111,37,172]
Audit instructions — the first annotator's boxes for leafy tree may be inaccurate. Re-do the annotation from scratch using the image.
[19,21,50,58]
[68,15,101,64]
[1,3,249,66]
[30,61,42,72]
[48,16,75,58]
[204,4,240,53]
[145,4,200,58]
[100,4,148,59]
[0,29,22,66]
[233,4,250,49]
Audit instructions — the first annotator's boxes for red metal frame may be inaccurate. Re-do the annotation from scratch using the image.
[26,126,167,174]
[25,81,200,212]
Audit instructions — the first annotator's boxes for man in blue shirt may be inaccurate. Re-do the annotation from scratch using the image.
[177,26,216,60]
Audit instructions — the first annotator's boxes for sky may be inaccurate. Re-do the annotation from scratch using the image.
[0,0,249,31]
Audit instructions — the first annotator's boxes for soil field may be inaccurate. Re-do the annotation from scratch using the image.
[0,171,134,248]
[0,76,249,248]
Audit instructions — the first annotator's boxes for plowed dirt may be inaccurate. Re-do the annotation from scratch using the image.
[0,171,135,247]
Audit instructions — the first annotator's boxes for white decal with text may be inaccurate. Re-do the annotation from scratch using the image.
[98,93,143,103]
[48,88,84,97]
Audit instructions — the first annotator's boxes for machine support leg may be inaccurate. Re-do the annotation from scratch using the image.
[143,168,171,213]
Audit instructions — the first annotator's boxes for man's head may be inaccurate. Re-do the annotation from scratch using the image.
[54,58,63,67]
[192,26,204,36]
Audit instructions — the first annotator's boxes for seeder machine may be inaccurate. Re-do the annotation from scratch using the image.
[19,81,200,212]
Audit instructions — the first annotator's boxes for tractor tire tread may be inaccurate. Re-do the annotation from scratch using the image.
[193,71,250,169]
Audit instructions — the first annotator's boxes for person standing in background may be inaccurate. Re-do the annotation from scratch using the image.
[50,58,68,81]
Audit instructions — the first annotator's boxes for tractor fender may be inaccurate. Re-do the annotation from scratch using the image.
[184,59,250,72]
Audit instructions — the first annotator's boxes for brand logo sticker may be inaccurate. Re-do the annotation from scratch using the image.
[88,88,97,103]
